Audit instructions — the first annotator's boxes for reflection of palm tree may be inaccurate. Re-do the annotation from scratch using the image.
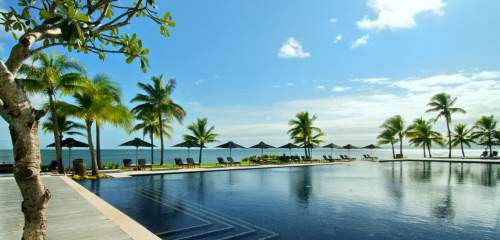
[21,52,85,173]
[451,124,474,158]
[131,76,186,165]
[426,93,466,158]
[183,118,218,165]
[432,167,455,219]
[288,112,324,159]
[381,115,405,157]
[472,115,498,157]
[406,117,444,158]
[289,167,312,205]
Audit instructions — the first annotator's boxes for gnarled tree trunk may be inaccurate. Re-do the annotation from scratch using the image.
[1,36,52,239]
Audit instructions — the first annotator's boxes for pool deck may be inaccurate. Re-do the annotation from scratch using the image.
[0,176,159,240]
[379,158,500,164]
[107,162,345,178]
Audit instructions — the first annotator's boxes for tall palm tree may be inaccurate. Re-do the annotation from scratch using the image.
[131,75,186,165]
[426,93,466,158]
[451,124,474,158]
[91,75,131,169]
[377,129,397,159]
[60,76,130,176]
[20,52,85,173]
[183,118,218,164]
[472,115,498,157]
[132,112,173,165]
[288,112,324,159]
[406,117,444,158]
[381,115,406,158]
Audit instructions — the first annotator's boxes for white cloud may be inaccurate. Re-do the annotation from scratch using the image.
[332,86,352,92]
[329,18,338,23]
[334,35,342,44]
[286,82,295,86]
[194,79,206,86]
[351,77,390,84]
[351,35,370,49]
[357,0,446,31]
[278,37,311,59]
[316,85,326,90]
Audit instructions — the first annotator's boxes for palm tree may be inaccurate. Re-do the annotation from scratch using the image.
[42,114,85,141]
[131,75,186,165]
[20,52,85,173]
[132,112,173,165]
[288,112,324,159]
[451,124,474,158]
[60,76,130,176]
[377,129,397,159]
[381,115,406,158]
[426,93,466,158]
[183,118,218,164]
[472,115,498,157]
[91,75,131,169]
[406,117,444,158]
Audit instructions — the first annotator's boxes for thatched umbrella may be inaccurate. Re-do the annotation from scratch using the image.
[47,138,88,169]
[279,143,300,156]
[216,141,246,157]
[250,141,275,157]
[363,144,380,155]
[342,144,359,155]
[323,142,340,156]
[119,138,155,166]
[172,141,201,158]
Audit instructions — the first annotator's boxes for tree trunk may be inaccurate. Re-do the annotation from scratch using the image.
[95,124,102,169]
[423,145,427,158]
[399,133,403,157]
[48,92,64,173]
[446,115,452,158]
[158,113,164,165]
[150,132,154,165]
[427,144,432,158]
[198,145,203,165]
[488,136,492,157]
[460,141,465,158]
[85,120,99,176]
[391,142,395,159]
[303,146,307,160]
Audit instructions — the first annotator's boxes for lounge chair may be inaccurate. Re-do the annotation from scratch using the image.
[493,151,498,158]
[123,159,136,170]
[366,154,378,161]
[323,155,329,162]
[216,157,228,166]
[480,151,488,158]
[328,155,338,161]
[186,157,200,168]
[174,158,187,168]
[138,159,152,171]
[227,157,241,166]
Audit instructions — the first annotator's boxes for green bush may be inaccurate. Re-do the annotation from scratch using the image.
[105,162,121,169]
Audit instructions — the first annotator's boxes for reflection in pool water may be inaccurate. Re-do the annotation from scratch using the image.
[80,162,500,239]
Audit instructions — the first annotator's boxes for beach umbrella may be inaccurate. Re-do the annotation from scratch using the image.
[323,143,340,156]
[342,144,359,155]
[363,144,381,155]
[172,141,201,158]
[250,141,276,157]
[119,138,155,166]
[47,138,88,169]
[279,143,300,156]
[216,141,246,157]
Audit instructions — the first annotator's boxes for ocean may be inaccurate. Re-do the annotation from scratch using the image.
[0,148,486,167]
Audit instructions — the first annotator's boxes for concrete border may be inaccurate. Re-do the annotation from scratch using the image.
[107,162,348,178]
[60,176,160,240]
[379,158,500,164]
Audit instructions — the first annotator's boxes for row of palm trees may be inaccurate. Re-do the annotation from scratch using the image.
[377,92,499,159]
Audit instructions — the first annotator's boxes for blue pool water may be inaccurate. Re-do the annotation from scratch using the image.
[79,162,500,239]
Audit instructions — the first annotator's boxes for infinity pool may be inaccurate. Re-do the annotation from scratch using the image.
[79,162,500,239]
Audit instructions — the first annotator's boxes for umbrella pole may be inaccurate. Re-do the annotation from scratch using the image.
[188,147,191,158]
[230,148,232,157]
[68,147,72,172]
[136,146,139,168]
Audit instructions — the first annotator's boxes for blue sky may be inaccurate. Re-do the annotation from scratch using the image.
[1,0,500,148]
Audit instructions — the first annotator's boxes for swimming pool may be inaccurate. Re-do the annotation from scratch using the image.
[79,162,500,239]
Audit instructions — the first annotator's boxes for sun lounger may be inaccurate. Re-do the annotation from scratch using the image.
[480,151,488,158]
[227,157,241,166]
[123,159,137,170]
[186,157,200,168]
[174,158,187,168]
[217,157,229,166]
[493,151,498,158]
[327,155,339,161]
[138,159,152,170]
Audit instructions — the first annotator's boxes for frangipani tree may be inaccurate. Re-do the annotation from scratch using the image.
[0,1,174,238]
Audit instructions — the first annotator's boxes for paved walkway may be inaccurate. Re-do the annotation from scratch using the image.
[107,162,345,178]
[0,176,159,240]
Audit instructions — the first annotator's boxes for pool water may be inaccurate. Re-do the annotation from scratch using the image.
[79,162,500,240]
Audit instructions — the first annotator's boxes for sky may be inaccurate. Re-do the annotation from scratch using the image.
[1,0,500,148]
